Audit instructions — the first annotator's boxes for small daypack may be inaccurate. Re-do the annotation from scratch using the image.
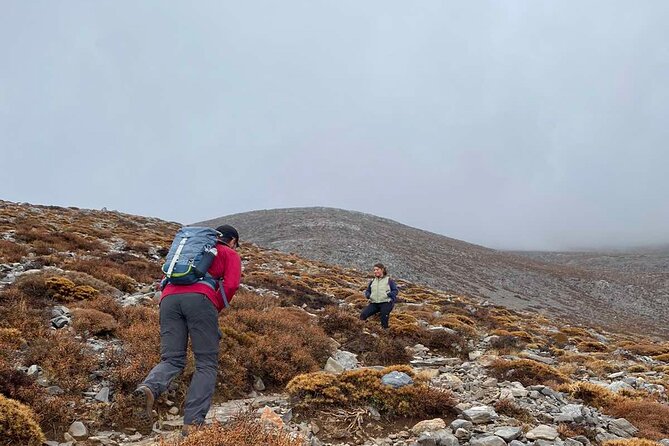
[161,227,220,286]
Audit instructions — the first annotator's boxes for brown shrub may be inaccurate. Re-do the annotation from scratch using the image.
[107,273,138,293]
[71,308,118,336]
[578,341,609,353]
[287,366,455,418]
[160,415,303,446]
[493,399,534,423]
[0,240,28,262]
[618,342,669,357]
[24,331,98,393]
[488,359,569,386]
[490,334,527,354]
[16,273,101,304]
[0,394,46,446]
[603,440,663,446]
[219,306,332,388]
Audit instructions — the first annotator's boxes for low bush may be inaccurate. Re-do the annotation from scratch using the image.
[603,440,663,446]
[578,341,609,353]
[0,394,46,446]
[160,415,303,446]
[71,308,118,336]
[287,365,455,418]
[0,240,28,262]
[493,398,534,423]
[487,359,569,386]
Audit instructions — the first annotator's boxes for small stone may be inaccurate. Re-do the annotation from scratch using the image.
[450,420,473,431]
[260,406,284,429]
[455,428,471,440]
[527,425,560,441]
[470,435,507,446]
[608,418,639,437]
[411,418,446,435]
[68,421,88,440]
[46,386,64,395]
[95,387,110,403]
[333,350,359,370]
[253,376,266,391]
[324,357,344,374]
[168,407,180,415]
[382,371,414,388]
[26,364,40,377]
[494,426,522,441]
[462,406,498,424]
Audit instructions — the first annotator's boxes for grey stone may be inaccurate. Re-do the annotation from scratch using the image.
[411,357,461,367]
[382,371,414,388]
[51,315,70,328]
[324,357,345,374]
[509,441,526,446]
[521,351,555,364]
[433,430,459,446]
[411,418,446,434]
[46,386,64,395]
[608,418,638,438]
[608,381,633,393]
[51,305,71,317]
[462,406,498,424]
[417,434,437,446]
[658,440,669,446]
[555,404,583,423]
[607,371,625,379]
[564,440,583,446]
[470,435,507,446]
[311,437,324,446]
[494,426,522,441]
[253,376,266,391]
[454,428,470,440]
[536,440,555,446]
[333,350,359,370]
[573,436,591,446]
[68,421,88,440]
[526,425,559,441]
[26,364,40,377]
[95,386,110,403]
[450,419,473,431]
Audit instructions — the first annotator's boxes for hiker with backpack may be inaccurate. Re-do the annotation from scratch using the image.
[133,225,242,436]
[360,263,398,329]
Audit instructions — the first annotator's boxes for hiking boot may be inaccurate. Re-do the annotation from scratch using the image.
[132,385,155,433]
[181,423,201,438]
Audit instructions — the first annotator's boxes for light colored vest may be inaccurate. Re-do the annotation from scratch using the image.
[370,276,391,303]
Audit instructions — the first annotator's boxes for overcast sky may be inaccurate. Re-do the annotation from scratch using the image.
[1,1,668,251]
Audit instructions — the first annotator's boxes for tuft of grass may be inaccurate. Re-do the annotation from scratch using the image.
[159,415,303,446]
[287,365,455,418]
[493,398,534,424]
[71,308,118,336]
[0,394,46,446]
[487,359,569,386]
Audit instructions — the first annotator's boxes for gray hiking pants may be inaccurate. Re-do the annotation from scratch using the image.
[141,292,221,425]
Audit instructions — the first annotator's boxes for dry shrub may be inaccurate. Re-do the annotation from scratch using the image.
[578,341,609,353]
[560,327,593,338]
[160,415,303,446]
[14,227,104,254]
[67,256,159,286]
[107,273,138,293]
[603,439,664,446]
[108,311,160,392]
[434,315,477,337]
[0,394,45,446]
[618,342,669,357]
[287,365,455,418]
[0,240,28,262]
[220,305,332,388]
[653,353,669,362]
[319,307,366,341]
[628,364,648,373]
[0,328,25,349]
[76,295,125,321]
[244,272,333,308]
[564,382,669,440]
[24,331,98,393]
[490,332,527,354]
[488,359,569,386]
[557,422,596,441]
[71,308,118,336]
[16,273,100,304]
[0,290,44,337]
[493,399,534,423]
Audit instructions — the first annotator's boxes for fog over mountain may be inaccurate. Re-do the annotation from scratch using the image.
[2,1,669,251]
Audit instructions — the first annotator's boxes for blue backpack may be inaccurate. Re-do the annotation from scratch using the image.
[161,227,220,287]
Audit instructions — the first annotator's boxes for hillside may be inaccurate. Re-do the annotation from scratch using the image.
[1,200,669,446]
[198,207,669,337]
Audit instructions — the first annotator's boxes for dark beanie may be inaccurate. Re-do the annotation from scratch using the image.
[216,225,240,248]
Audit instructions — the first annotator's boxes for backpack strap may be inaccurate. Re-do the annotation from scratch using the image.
[166,236,188,276]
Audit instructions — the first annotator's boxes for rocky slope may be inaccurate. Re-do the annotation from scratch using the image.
[198,207,669,337]
[1,200,668,446]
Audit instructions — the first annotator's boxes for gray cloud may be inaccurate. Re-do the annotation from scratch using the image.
[1,1,668,250]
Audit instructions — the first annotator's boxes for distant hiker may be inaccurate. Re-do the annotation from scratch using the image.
[133,224,242,436]
[360,263,398,329]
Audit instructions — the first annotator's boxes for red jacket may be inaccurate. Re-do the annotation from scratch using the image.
[160,244,241,312]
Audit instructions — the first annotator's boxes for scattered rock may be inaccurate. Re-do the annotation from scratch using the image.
[411,418,446,435]
[494,426,522,441]
[526,425,560,441]
[462,406,498,424]
[382,371,414,388]
[68,421,88,440]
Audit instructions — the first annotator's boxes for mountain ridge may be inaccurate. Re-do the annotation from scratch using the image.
[198,207,669,337]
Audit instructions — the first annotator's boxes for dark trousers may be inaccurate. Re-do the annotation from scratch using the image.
[360,301,394,329]
[141,293,221,425]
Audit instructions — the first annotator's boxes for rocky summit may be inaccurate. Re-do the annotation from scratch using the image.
[0,200,668,446]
